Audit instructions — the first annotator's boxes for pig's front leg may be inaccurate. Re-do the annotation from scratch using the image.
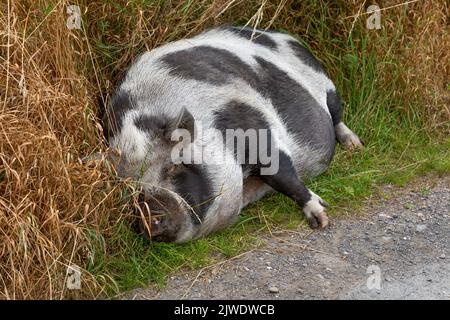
[259,152,329,229]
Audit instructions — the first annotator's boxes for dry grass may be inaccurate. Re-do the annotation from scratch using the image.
[377,0,449,130]
[0,0,448,299]
[0,0,131,299]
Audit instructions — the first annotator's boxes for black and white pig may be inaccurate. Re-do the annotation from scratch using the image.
[103,26,363,243]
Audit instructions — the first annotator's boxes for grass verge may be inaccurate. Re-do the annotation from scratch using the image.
[93,131,450,295]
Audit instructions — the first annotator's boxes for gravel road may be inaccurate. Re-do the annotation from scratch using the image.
[127,176,450,300]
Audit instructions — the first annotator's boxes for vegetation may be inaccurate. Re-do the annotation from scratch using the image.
[0,0,448,299]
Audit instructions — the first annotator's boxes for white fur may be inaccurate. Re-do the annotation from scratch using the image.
[111,111,149,164]
[303,191,326,219]
[335,122,363,148]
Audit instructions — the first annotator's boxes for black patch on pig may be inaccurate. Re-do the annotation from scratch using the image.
[253,56,335,166]
[167,108,196,140]
[288,40,325,74]
[134,114,168,135]
[259,150,325,229]
[134,108,196,140]
[173,164,214,225]
[326,89,342,125]
[222,26,278,50]
[160,46,258,86]
[104,89,134,139]
[213,100,273,173]
[260,150,312,206]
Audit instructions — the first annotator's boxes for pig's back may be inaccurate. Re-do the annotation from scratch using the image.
[117,27,336,177]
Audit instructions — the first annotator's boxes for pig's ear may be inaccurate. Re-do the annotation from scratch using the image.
[164,107,195,140]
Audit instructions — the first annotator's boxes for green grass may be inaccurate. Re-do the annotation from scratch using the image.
[80,1,450,296]
[89,132,448,295]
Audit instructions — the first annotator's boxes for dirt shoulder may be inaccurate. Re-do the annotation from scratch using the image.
[126,175,450,300]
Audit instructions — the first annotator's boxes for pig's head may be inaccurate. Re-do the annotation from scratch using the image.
[104,99,211,243]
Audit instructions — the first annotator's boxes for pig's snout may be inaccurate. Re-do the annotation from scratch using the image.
[137,190,185,242]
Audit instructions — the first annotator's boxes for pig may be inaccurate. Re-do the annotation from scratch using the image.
[102,26,363,243]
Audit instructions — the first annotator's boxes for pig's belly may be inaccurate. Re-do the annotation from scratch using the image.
[287,109,336,179]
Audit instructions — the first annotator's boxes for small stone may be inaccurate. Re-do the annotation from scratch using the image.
[378,213,392,219]
[439,254,446,260]
[269,286,279,293]
[416,224,427,232]
[317,274,324,280]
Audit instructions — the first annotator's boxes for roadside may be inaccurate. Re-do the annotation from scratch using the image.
[126,175,450,300]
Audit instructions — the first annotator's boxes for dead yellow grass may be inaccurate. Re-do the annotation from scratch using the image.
[0,0,131,299]
[379,0,450,130]
[0,0,448,299]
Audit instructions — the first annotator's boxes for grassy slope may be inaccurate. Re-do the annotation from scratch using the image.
[82,2,450,294]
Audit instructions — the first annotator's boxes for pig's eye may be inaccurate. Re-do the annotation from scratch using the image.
[165,163,183,176]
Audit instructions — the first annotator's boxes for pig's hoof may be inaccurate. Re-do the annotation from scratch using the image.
[342,134,364,150]
[335,122,364,150]
[306,208,329,229]
[303,193,329,229]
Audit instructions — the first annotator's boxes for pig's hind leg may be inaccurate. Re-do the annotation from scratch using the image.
[259,152,329,229]
[327,90,363,150]
[334,122,363,150]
